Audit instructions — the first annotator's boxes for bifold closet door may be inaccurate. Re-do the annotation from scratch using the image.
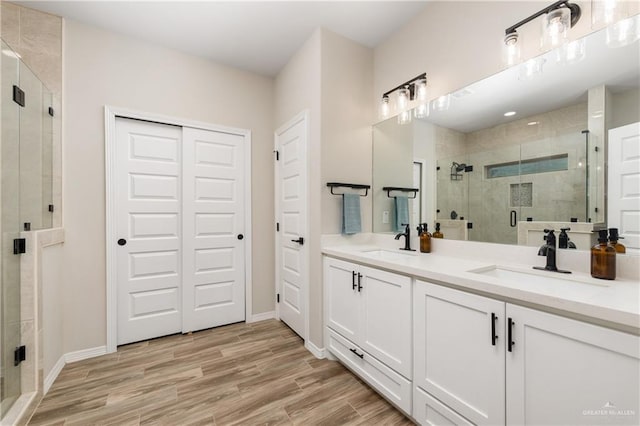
[116,117,183,345]
[182,127,245,333]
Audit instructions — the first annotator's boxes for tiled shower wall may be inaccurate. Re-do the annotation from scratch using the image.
[437,102,589,244]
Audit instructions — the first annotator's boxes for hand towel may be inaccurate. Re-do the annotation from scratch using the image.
[395,196,409,232]
[342,193,362,235]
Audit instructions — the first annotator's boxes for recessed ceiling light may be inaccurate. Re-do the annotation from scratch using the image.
[527,121,539,126]
[504,111,516,117]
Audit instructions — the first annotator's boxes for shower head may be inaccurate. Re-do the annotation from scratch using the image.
[452,162,467,172]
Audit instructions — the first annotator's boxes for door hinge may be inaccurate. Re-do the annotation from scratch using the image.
[49,204,55,212]
[23,222,31,231]
[13,238,26,255]
[14,345,26,366]
[13,85,25,107]
[277,294,280,303]
[467,222,473,229]
[274,150,279,161]
[48,106,55,117]
[276,222,280,232]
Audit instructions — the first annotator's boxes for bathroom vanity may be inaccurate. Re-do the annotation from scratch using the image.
[322,234,639,426]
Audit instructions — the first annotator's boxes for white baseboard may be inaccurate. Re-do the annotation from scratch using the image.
[44,355,66,395]
[249,311,276,323]
[65,346,107,364]
[305,340,326,359]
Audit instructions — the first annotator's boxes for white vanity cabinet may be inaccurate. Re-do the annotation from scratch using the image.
[413,280,506,425]
[324,256,412,413]
[414,279,640,426]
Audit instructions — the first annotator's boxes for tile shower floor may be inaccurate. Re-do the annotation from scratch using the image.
[28,320,412,425]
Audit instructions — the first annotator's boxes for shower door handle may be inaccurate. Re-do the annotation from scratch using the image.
[510,210,517,227]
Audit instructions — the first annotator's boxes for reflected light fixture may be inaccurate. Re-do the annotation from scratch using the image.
[502,1,581,66]
[556,38,586,64]
[378,72,427,124]
[432,94,451,112]
[606,14,640,48]
[504,111,517,117]
[519,57,546,80]
[414,102,429,119]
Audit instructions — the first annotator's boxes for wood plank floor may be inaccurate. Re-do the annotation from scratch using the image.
[28,320,414,425]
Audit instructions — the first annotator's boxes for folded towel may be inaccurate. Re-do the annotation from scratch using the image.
[395,196,409,232]
[342,193,362,235]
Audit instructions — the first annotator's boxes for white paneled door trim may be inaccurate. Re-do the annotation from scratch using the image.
[274,110,309,341]
[105,106,252,353]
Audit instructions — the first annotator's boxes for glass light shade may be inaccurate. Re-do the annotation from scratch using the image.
[541,7,571,49]
[519,57,546,80]
[556,38,586,64]
[592,0,627,28]
[414,103,429,119]
[503,32,522,66]
[397,87,410,111]
[378,96,390,119]
[415,78,428,103]
[606,15,640,48]
[398,109,412,125]
[432,95,451,112]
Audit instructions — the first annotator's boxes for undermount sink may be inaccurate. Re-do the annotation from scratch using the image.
[361,249,417,261]
[468,265,610,288]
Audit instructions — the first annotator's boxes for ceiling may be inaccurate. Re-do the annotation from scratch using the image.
[17,1,429,76]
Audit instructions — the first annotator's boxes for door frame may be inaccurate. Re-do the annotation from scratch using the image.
[274,110,309,341]
[104,106,253,353]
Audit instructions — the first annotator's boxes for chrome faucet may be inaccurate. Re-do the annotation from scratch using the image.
[533,229,571,274]
[395,223,415,251]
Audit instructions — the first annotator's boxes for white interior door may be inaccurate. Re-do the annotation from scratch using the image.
[275,113,308,339]
[608,122,640,254]
[182,127,245,332]
[116,117,182,345]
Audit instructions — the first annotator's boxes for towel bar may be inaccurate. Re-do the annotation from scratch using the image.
[382,187,419,199]
[327,182,371,197]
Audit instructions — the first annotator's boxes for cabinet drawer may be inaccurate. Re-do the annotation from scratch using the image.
[327,328,412,414]
[413,386,474,426]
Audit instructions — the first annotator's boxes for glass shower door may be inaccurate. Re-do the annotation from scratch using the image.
[1,40,22,417]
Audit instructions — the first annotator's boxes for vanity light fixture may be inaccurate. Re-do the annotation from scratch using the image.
[378,73,427,122]
[502,1,581,65]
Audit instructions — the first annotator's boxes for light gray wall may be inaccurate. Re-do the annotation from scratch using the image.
[63,19,275,352]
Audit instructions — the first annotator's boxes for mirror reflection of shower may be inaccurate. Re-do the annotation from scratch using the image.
[450,162,467,180]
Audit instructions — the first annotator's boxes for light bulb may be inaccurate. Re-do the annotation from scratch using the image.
[397,87,410,111]
[415,78,428,103]
[378,95,390,119]
[542,7,570,49]
[432,95,451,112]
[503,32,522,66]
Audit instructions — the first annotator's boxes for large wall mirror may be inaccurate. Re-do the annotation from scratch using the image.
[373,24,639,251]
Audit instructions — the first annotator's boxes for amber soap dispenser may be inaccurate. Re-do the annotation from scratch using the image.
[591,229,616,280]
[608,228,626,254]
[418,223,431,253]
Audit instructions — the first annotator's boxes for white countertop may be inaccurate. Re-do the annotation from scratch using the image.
[322,234,640,333]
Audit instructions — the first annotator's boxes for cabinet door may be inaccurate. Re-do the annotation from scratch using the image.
[323,257,360,341]
[359,266,412,378]
[414,281,505,426]
[507,304,640,426]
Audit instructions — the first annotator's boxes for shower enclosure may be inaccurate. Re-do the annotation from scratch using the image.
[1,39,55,418]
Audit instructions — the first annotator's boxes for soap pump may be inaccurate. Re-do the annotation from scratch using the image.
[591,229,616,280]
[418,223,431,253]
[608,228,626,254]
[433,222,444,239]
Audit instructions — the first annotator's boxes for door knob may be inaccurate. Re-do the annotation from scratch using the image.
[237,234,244,240]
[291,237,304,245]
[117,238,127,246]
